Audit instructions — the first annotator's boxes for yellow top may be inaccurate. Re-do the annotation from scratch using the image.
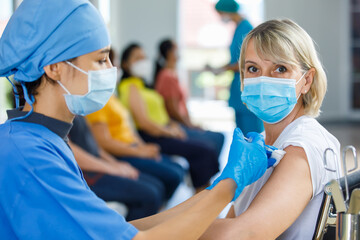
[86,95,136,144]
[118,77,170,127]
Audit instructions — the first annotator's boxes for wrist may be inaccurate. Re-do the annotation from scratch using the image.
[215,178,236,201]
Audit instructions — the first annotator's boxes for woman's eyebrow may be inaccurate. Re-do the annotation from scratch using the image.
[244,60,258,65]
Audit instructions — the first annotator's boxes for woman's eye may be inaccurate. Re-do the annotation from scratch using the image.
[275,66,287,73]
[247,66,258,73]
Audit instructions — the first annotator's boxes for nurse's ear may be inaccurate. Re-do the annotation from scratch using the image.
[302,68,315,94]
[43,63,63,81]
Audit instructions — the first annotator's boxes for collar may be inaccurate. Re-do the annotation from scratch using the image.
[7,109,73,142]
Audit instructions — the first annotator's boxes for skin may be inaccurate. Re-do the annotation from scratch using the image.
[208,11,244,74]
[123,47,186,139]
[69,141,139,179]
[23,46,112,123]
[161,43,197,128]
[199,39,316,240]
[89,119,161,160]
[22,45,240,239]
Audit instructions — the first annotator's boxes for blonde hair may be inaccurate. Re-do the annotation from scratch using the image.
[239,19,327,118]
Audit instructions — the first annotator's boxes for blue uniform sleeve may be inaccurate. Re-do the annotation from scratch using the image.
[1,131,139,239]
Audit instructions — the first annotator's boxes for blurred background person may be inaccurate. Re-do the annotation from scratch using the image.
[69,115,164,221]
[154,38,224,159]
[207,0,263,134]
[119,43,219,193]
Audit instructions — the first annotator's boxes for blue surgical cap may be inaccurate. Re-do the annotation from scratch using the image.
[215,0,241,13]
[0,0,110,83]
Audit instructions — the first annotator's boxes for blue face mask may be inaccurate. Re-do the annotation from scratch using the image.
[241,72,306,124]
[57,61,117,116]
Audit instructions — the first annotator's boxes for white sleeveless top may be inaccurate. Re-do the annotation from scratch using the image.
[233,116,340,239]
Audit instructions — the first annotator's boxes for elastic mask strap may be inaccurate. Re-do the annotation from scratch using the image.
[295,71,308,85]
[6,76,20,109]
[296,71,308,100]
[66,61,88,75]
[57,81,71,95]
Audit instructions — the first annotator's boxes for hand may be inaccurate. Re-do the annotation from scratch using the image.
[204,64,224,75]
[207,128,268,201]
[107,161,139,180]
[136,144,161,161]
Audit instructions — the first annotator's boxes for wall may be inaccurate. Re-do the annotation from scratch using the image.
[264,0,351,121]
[109,0,179,62]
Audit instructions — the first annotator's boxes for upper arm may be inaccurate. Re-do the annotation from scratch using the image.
[88,122,113,147]
[128,84,150,124]
[232,146,313,239]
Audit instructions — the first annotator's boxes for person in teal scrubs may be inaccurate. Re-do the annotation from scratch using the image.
[212,0,264,134]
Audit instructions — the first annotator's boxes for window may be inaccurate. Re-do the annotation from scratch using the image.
[179,0,263,130]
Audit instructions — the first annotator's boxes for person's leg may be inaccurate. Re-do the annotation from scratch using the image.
[235,111,264,135]
[139,131,219,191]
[183,126,225,158]
[118,156,184,200]
[87,172,164,221]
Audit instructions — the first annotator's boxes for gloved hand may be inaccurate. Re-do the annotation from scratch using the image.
[207,128,268,201]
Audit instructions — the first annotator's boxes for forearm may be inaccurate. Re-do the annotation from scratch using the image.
[137,118,171,137]
[69,142,110,173]
[98,147,117,164]
[98,138,140,158]
[133,179,235,240]
[223,63,239,72]
[131,190,208,230]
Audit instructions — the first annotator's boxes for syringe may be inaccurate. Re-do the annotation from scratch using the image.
[244,137,286,167]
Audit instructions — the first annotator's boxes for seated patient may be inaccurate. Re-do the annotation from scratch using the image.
[86,96,184,201]
[69,116,164,221]
[200,19,340,240]
[154,38,224,159]
[118,43,220,192]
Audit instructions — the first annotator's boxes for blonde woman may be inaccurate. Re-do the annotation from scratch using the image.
[201,19,340,240]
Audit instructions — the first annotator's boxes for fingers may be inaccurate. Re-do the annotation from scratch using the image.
[267,158,276,168]
[246,132,265,147]
[232,127,244,141]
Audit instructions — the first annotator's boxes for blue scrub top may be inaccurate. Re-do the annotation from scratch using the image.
[0,110,138,239]
[228,19,253,112]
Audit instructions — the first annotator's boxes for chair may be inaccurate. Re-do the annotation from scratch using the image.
[313,170,360,240]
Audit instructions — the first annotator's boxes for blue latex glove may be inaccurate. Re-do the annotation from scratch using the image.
[207,128,268,201]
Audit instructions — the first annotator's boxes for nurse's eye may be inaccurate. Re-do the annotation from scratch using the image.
[247,66,258,73]
[98,58,107,64]
[275,65,287,73]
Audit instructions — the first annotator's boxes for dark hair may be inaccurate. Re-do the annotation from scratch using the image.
[120,43,141,80]
[109,48,115,65]
[153,38,174,88]
[13,57,77,108]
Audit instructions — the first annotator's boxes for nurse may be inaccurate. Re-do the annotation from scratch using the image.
[211,0,264,134]
[0,0,272,239]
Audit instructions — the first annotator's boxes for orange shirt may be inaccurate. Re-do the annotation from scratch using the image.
[86,96,136,144]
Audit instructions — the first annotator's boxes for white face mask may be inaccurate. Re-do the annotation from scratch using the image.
[221,15,231,23]
[130,59,154,85]
[57,61,117,116]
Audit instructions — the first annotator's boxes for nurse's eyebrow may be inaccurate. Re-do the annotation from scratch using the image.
[100,49,110,54]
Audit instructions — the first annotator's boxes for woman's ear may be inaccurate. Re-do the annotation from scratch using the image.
[303,68,315,94]
[43,62,63,81]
